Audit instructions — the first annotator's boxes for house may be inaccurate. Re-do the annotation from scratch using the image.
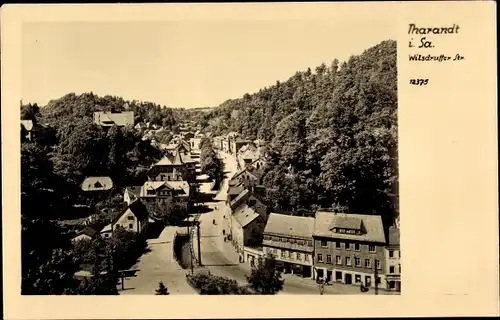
[139,180,190,202]
[147,150,196,182]
[262,213,315,279]
[237,146,260,169]
[230,204,267,262]
[313,211,387,288]
[93,111,134,127]
[72,225,102,242]
[100,200,150,237]
[249,157,266,171]
[230,137,252,155]
[228,167,264,190]
[21,120,34,140]
[124,186,141,205]
[227,184,245,203]
[229,188,269,262]
[182,132,195,141]
[189,137,207,153]
[384,226,401,291]
[81,176,113,191]
[212,136,224,150]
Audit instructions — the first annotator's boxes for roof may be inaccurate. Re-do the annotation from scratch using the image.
[233,204,260,227]
[81,176,113,191]
[21,120,34,131]
[128,200,149,221]
[230,189,251,210]
[329,215,363,230]
[140,181,171,197]
[94,111,134,127]
[228,185,244,196]
[264,213,315,239]
[239,148,260,161]
[74,226,101,238]
[166,180,190,197]
[127,186,142,197]
[314,211,386,243]
[387,226,400,246]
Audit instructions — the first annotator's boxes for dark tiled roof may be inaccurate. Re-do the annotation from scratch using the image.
[75,225,102,238]
[329,215,363,230]
[128,199,149,222]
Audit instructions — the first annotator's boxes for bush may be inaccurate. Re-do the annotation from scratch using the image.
[186,272,253,295]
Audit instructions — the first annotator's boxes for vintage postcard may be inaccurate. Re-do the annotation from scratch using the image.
[1,2,498,319]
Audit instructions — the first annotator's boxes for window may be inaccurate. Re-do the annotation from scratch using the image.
[389,250,394,258]
[296,253,301,261]
[369,245,376,252]
[115,224,120,229]
[307,240,313,246]
[389,281,396,289]
[375,260,381,269]
[389,265,395,274]
[355,257,361,267]
[281,250,285,258]
[289,252,295,260]
[104,233,110,238]
[317,254,323,262]
[355,274,361,283]
[147,189,155,195]
[281,237,287,242]
[129,223,133,229]
[264,235,271,240]
[399,264,401,273]
[128,216,135,220]
[248,199,256,206]
[336,256,342,265]
[321,240,328,247]
[354,243,360,251]
[345,242,351,250]
[336,241,342,249]
[304,254,309,262]
[326,255,332,264]
[346,257,352,266]
[365,259,371,268]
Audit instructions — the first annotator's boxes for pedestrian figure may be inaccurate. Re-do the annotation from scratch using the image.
[222,229,225,235]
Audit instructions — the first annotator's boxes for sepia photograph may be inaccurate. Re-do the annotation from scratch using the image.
[19,18,400,296]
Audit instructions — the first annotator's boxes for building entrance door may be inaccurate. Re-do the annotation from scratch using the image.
[345,273,352,284]
[326,270,332,282]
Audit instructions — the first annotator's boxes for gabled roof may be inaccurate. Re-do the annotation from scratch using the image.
[314,211,386,243]
[264,213,315,239]
[94,111,134,127]
[228,185,245,196]
[140,181,171,197]
[21,120,34,131]
[81,176,113,191]
[74,225,102,238]
[126,186,142,197]
[329,215,363,230]
[230,189,251,210]
[239,148,260,161]
[128,200,149,221]
[233,204,260,228]
[166,181,190,197]
[231,168,258,181]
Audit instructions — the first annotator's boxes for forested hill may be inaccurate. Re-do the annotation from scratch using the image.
[37,92,205,131]
[201,39,398,225]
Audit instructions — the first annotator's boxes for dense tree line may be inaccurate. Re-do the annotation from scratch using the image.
[199,139,224,188]
[200,40,398,226]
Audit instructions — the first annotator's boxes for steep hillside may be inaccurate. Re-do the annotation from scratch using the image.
[202,40,398,225]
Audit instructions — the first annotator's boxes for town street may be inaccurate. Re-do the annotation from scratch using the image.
[119,226,196,295]
[192,151,397,295]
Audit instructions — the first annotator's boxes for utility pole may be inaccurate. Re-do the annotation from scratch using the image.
[197,221,202,266]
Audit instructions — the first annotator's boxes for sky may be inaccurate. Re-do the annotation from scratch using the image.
[22,20,395,109]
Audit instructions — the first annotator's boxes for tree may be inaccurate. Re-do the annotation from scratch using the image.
[246,254,284,295]
[155,281,170,295]
[21,103,41,123]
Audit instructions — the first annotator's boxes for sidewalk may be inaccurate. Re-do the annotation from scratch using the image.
[119,226,197,295]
